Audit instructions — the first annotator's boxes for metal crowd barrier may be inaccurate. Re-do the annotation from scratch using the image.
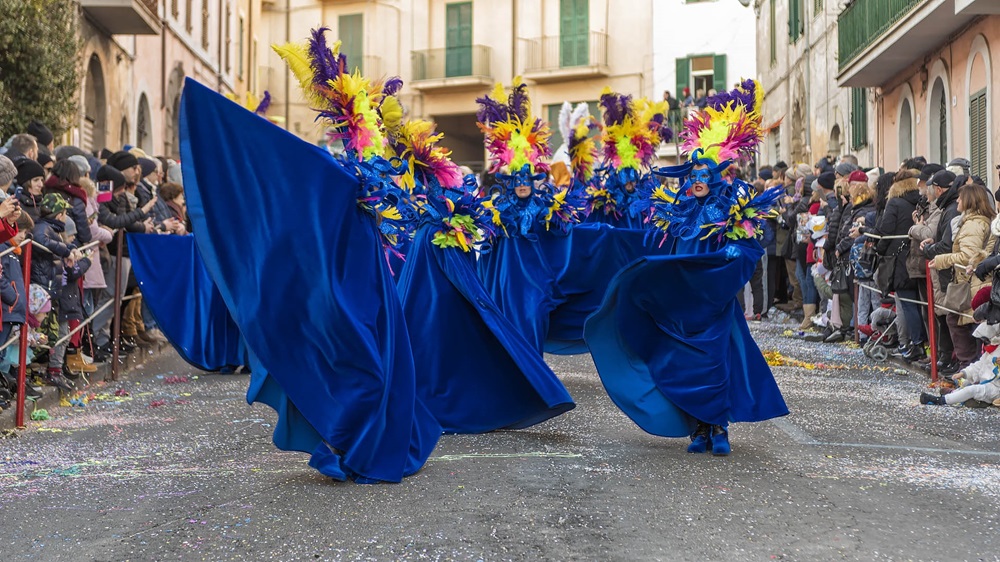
[9,229,133,428]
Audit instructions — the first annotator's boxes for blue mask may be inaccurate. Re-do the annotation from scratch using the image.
[689,169,712,185]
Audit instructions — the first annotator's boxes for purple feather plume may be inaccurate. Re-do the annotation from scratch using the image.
[383,76,403,96]
[254,91,271,116]
[600,91,632,127]
[308,27,341,86]
[705,78,757,111]
[476,94,508,124]
[660,125,673,144]
[507,82,530,121]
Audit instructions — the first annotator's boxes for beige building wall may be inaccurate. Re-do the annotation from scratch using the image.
[258,0,654,169]
[73,0,262,159]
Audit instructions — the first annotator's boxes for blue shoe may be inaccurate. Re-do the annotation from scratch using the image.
[686,423,710,453]
[710,425,731,456]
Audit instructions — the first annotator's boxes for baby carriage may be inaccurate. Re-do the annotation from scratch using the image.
[859,314,899,363]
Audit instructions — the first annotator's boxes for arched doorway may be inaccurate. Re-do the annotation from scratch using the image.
[828,124,842,158]
[137,94,153,153]
[791,99,805,163]
[898,98,913,161]
[83,54,107,153]
[120,117,129,148]
[164,64,185,159]
[929,77,948,164]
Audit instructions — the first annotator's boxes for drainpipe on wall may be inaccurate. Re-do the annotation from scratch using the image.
[803,3,811,161]
[217,0,224,92]
[161,2,167,110]
[512,0,518,79]
[284,0,290,130]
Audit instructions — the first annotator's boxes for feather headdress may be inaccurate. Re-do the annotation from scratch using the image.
[557,102,600,183]
[476,77,552,176]
[599,89,671,173]
[394,119,464,193]
[679,78,769,165]
[225,91,272,116]
[272,27,403,161]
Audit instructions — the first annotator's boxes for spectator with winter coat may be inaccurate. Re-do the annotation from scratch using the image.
[928,185,997,369]
[13,159,45,221]
[43,160,92,246]
[863,169,925,361]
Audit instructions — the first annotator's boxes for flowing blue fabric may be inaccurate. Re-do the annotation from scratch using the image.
[584,240,788,437]
[127,233,244,371]
[398,228,574,433]
[179,79,441,483]
[476,235,560,354]
[540,225,671,354]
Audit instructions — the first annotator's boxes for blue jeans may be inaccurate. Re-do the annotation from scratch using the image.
[896,287,925,345]
[795,260,819,305]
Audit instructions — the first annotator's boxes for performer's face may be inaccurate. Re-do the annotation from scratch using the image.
[690,165,710,198]
[624,181,635,193]
[515,183,532,199]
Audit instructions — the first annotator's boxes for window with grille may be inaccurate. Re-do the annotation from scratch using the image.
[172,0,178,18]
[201,1,209,50]
[185,0,193,32]
[238,17,244,79]
[814,0,822,17]
[851,88,867,149]
[970,89,988,181]
[339,14,364,75]
[224,3,231,72]
[788,0,803,43]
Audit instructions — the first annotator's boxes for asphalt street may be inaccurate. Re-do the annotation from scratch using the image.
[1,321,998,561]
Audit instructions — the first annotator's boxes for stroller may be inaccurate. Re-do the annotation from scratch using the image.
[859,299,900,363]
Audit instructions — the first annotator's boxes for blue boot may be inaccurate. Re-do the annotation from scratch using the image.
[686,422,711,453]
[710,425,731,456]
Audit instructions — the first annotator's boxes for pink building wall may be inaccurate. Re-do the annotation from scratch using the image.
[877,17,997,185]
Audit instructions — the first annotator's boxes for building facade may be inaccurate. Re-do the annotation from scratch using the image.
[653,0,758,163]
[74,0,261,159]
[837,0,998,186]
[755,0,875,168]
[259,0,656,171]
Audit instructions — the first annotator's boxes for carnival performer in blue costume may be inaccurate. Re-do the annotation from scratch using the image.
[392,119,575,433]
[585,89,670,228]
[584,79,788,456]
[176,29,443,483]
[475,78,582,354]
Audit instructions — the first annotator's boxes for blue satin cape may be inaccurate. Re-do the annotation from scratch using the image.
[179,79,441,483]
[398,228,574,433]
[584,239,788,437]
[127,233,244,371]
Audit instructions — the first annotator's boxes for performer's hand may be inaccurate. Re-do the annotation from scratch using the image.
[724,245,741,261]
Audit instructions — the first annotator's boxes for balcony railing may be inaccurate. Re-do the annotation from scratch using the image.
[412,45,492,82]
[838,0,922,69]
[80,0,161,35]
[524,31,608,74]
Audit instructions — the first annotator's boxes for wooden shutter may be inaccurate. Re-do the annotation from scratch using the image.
[970,90,988,181]
[851,88,868,149]
[560,0,589,67]
[713,54,727,93]
[675,57,690,99]
[446,2,472,77]
[339,14,364,75]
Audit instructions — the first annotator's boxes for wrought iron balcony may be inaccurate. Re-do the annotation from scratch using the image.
[411,45,492,92]
[80,0,162,35]
[523,31,608,83]
[837,0,979,87]
[837,0,921,69]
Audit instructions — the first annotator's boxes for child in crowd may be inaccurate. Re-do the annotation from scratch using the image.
[921,322,1000,407]
[858,297,899,348]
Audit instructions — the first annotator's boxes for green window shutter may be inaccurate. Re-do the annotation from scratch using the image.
[338,14,363,75]
[851,88,867,150]
[548,104,563,149]
[788,0,801,43]
[446,2,473,77]
[970,89,988,180]
[675,57,690,99]
[769,0,777,64]
[712,54,727,93]
[560,0,589,67]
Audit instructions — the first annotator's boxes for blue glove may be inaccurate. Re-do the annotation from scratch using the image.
[724,245,741,261]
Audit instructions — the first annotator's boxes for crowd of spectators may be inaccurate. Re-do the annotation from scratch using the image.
[0,120,189,410]
[747,152,1000,407]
